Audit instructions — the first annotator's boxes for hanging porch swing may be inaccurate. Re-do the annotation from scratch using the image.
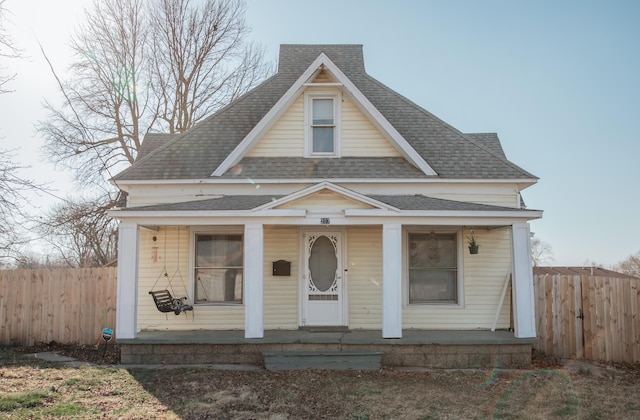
[149,226,193,316]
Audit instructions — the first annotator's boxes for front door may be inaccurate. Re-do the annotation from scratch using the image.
[301,230,345,326]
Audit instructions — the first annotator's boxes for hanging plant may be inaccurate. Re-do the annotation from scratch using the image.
[468,232,480,254]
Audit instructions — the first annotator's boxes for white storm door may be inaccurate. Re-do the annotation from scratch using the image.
[302,231,344,326]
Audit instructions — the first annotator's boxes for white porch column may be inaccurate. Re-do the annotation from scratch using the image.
[116,222,139,340]
[244,223,264,338]
[382,223,402,338]
[511,222,536,338]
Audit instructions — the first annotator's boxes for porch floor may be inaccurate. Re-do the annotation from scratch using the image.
[118,330,536,369]
[118,329,534,346]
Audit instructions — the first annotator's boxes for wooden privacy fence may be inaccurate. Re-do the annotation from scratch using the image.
[0,268,117,346]
[534,274,640,363]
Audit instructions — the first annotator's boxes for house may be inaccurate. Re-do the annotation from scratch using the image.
[109,44,542,368]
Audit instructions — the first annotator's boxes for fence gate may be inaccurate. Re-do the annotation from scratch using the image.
[534,274,640,364]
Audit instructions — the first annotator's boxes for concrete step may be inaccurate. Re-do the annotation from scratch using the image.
[263,351,383,371]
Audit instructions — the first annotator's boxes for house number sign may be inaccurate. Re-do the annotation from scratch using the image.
[320,218,330,225]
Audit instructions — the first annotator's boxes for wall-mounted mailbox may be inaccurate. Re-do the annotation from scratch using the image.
[272,260,291,276]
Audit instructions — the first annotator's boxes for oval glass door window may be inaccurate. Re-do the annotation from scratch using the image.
[309,236,337,292]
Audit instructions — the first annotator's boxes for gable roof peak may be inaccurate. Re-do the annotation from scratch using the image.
[278,44,365,76]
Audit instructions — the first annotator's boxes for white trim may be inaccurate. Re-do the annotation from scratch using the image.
[304,92,341,157]
[210,52,438,177]
[382,224,403,338]
[188,226,246,307]
[244,224,264,338]
[109,208,542,221]
[403,227,464,307]
[303,82,343,87]
[345,209,543,219]
[326,57,437,176]
[111,215,541,229]
[299,228,348,327]
[252,181,400,212]
[511,222,536,338]
[114,177,539,187]
[116,222,139,339]
[211,54,330,177]
[511,223,536,338]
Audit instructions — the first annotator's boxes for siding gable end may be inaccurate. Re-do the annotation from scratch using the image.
[212,53,435,177]
[246,88,402,158]
[253,181,400,213]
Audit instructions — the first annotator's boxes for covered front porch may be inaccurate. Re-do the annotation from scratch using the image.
[118,329,536,369]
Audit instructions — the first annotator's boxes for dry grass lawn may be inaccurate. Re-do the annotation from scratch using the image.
[1,346,638,419]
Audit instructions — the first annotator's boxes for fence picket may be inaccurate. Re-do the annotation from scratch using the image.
[534,274,640,364]
[0,268,117,346]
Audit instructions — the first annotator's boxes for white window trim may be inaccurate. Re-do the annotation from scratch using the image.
[189,226,245,307]
[304,91,341,157]
[403,227,465,307]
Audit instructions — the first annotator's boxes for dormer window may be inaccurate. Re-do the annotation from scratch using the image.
[305,92,340,157]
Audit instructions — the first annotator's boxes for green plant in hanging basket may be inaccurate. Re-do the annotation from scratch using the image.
[467,234,480,254]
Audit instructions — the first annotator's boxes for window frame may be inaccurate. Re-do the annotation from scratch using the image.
[403,227,464,307]
[304,91,341,157]
[189,227,245,306]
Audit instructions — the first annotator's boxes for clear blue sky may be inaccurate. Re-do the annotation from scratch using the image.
[2,0,639,266]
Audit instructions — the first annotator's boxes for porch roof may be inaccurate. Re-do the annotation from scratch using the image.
[121,194,532,213]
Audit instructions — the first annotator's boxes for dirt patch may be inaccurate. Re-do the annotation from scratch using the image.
[2,346,640,419]
[14,341,121,365]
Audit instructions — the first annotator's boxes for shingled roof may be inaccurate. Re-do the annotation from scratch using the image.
[121,193,524,213]
[113,44,536,181]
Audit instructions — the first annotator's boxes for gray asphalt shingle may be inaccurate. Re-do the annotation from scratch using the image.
[125,193,527,213]
[114,44,536,182]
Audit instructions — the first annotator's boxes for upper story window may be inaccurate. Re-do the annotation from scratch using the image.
[305,92,340,157]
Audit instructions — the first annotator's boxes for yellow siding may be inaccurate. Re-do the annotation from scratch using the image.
[312,71,332,83]
[137,226,244,332]
[128,195,218,207]
[278,190,373,210]
[341,99,400,157]
[246,89,400,158]
[136,225,512,332]
[247,95,304,157]
[263,226,299,329]
[432,194,519,207]
[346,226,383,329]
[129,192,519,209]
[403,228,512,329]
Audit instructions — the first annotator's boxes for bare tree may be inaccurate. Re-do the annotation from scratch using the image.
[531,237,554,267]
[148,0,269,133]
[613,250,640,278]
[38,0,271,185]
[36,0,270,266]
[0,149,41,261]
[38,195,118,267]
[39,0,150,185]
[0,2,47,265]
[0,0,21,93]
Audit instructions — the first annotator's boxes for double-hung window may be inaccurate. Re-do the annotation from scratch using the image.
[305,93,340,156]
[407,231,460,304]
[194,233,243,304]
